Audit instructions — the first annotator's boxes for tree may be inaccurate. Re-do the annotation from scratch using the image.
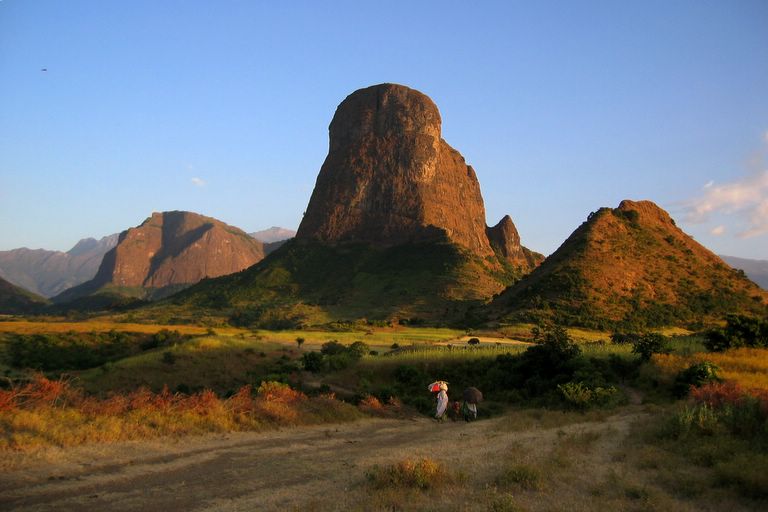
[631,333,670,361]
[296,337,305,350]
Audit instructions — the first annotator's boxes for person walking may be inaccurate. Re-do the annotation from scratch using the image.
[434,381,449,421]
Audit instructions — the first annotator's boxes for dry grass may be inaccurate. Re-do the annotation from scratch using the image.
[0,319,248,336]
[652,347,768,390]
[0,375,362,452]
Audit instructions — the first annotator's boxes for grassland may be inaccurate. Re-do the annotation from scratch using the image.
[1,318,766,510]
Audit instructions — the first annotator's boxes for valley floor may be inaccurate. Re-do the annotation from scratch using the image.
[1,404,759,512]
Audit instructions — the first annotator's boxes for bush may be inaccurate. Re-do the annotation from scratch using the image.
[705,315,768,352]
[558,381,620,410]
[301,352,326,373]
[673,361,721,397]
[632,333,670,361]
[496,464,543,490]
[365,457,452,489]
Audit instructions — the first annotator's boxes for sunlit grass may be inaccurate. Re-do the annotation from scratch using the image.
[652,347,768,391]
[0,319,247,336]
[254,327,465,350]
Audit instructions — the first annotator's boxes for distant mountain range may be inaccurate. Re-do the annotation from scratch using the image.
[249,227,296,243]
[0,235,118,297]
[720,255,768,290]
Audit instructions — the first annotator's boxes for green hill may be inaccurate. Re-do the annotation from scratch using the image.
[489,200,768,330]
[138,238,521,328]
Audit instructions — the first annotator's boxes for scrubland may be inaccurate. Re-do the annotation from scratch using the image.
[0,319,766,511]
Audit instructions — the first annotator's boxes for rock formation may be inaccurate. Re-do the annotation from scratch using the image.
[54,211,264,303]
[487,215,544,270]
[296,83,537,267]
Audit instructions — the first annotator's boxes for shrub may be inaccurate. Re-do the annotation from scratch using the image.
[366,457,452,489]
[496,464,543,490]
[705,315,768,352]
[632,333,670,361]
[558,381,620,410]
[320,340,347,355]
[673,361,721,397]
[161,351,176,365]
[468,337,480,346]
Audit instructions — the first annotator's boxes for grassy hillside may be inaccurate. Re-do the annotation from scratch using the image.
[491,201,768,330]
[136,239,521,328]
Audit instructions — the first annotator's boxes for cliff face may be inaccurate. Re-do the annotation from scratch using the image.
[491,199,768,328]
[297,83,520,260]
[54,211,264,303]
[486,215,544,272]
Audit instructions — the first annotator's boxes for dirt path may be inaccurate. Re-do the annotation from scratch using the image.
[0,406,650,512]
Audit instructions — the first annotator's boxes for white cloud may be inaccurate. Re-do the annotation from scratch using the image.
[191,177,206,187]
[710,225,725,236]
[764,130,768,145]
[683,170,768,238]
[704,180,714,189]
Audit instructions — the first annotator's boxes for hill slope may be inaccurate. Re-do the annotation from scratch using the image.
[146,237,516,327]
[0,276,49,314]
[0,235,118,297]
[490,200,768,329]
[54,211,264,306]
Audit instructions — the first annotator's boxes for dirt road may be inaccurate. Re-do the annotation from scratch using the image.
[0,406,656,512]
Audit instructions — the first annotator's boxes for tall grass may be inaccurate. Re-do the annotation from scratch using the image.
[652,348,768,391]
[377,344,528,363]
[0,375,362,452]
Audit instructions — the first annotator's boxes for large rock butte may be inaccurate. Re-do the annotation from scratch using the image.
[54,211,264,302]
[296,83,536,267]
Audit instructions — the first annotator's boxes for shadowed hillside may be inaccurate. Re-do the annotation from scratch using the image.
[0,276,49,314]
[144,238,520,327]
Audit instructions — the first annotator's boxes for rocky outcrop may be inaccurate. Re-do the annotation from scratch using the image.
[0,234,118,297]
[54,211,264,303]
[297,83,532,261]
[486,215,544,271]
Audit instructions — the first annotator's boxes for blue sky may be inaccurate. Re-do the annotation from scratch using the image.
[1,0,767,259]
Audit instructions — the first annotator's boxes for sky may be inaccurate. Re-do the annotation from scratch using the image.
[1,0,767,259]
